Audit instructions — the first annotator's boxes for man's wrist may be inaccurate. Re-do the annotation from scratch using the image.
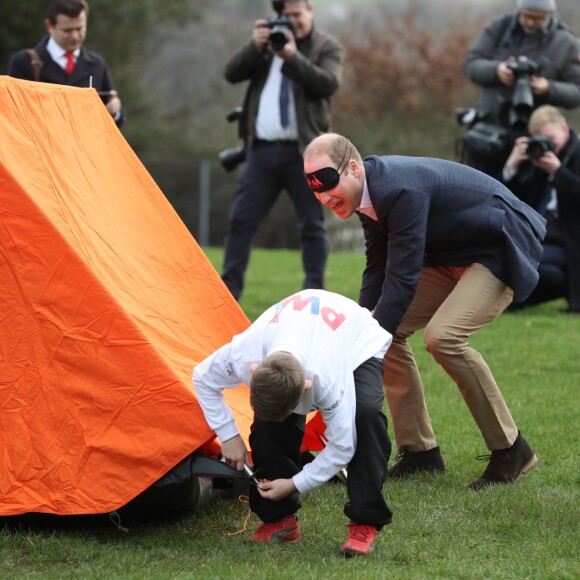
[502,164,518,182]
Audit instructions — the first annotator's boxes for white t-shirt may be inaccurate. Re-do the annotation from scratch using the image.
[192,290,392,493]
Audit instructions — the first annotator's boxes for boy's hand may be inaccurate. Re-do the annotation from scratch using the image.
[257,478,297,501]
[221,435,250,471]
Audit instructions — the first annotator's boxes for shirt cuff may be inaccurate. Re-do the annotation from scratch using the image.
[502,165,517,182]
[215,420,239,443]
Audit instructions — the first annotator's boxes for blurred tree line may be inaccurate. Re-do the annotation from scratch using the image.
[1,0,579,251]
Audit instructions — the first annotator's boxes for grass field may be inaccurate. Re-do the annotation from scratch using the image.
[2,248,579,579]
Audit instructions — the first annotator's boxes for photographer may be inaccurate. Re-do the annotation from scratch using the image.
[220,0,343,301]
[504,105,580,313]
[462,0,580,178]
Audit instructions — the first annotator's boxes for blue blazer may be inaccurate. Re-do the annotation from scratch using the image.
[358,156,546,334]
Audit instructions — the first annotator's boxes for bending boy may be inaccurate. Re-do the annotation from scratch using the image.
[193,289,393,557]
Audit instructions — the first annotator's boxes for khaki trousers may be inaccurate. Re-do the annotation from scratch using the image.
[384,263,518,452]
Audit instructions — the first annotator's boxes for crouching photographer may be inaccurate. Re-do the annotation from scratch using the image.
[459,0,580,179]
[503,105,580,313]
[219,0,343,301]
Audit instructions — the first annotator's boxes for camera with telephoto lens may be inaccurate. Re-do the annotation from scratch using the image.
[526,135,555,161]
[265,0,295,52]
[218,106,247,172]
[506,56,539,132]
[455,55,541,168]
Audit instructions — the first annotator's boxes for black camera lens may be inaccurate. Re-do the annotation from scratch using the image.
[226,106,243,123]
[526,136,555,161]
[505,56,540,131]
[270,26,290,51]
[218,146,247,172]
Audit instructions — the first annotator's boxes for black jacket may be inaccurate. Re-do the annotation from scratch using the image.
[505,129,580,308]
[8,37,124,127]
[224,27,343,152]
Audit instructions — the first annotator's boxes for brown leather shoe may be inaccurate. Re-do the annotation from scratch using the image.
[469,432,537,491]
[387,446,445,478]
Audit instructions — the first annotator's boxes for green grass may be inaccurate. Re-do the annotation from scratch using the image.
[2,248,579,579]
[203,247,366,322]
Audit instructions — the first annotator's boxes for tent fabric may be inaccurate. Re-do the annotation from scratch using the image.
[0,76,254,516]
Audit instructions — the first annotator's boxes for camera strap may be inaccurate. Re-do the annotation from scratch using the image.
[495,14,513,49]
[26,49,43,82]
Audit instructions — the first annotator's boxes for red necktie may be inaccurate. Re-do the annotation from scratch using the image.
[64,52,75,75]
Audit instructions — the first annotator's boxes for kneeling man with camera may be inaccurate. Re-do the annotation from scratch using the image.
[503,105,580,313]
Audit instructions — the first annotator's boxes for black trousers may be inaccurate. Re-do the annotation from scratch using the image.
[515,238,580,311]
[249,357,393,529]
[221,140,328,300]
[558,185,580,311]
[520,243,568,307]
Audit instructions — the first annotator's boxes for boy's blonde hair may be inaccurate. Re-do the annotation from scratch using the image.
[250,352,305,422]
[528,105,567,135]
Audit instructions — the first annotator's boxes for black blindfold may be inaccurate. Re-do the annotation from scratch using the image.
[304,141,352,193]
[305,166,341,193]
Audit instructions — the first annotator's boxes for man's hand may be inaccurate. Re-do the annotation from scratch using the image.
[530,75,550,96]
[505,136,530,173]
[497,57,516,86]
[533,150,561,176]
[257,478,297,501]
[252,19,271,50]
[272,30,297,60]
[105,90,122,118]
[220,434,250,471]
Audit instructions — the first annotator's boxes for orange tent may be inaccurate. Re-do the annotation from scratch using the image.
[0,76,254,516]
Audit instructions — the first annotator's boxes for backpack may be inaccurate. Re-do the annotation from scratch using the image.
[26,49,43,81]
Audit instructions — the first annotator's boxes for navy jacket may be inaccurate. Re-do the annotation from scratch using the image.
[7,37,124,127]
[358,156,546,334]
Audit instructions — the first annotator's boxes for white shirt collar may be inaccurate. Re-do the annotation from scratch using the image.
[356,178,378,221]
[47,37,80,69]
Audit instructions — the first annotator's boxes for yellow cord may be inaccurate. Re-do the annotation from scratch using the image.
[223,495,253,537]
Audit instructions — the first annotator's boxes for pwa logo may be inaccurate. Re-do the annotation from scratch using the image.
[269,294,345,331]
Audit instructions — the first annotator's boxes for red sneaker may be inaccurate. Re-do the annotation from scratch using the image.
[245,514,301,544]
[340,522,378,557]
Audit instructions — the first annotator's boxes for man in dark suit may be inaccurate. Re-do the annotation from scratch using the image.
[7,0,124,127]
[303,132,546,491]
